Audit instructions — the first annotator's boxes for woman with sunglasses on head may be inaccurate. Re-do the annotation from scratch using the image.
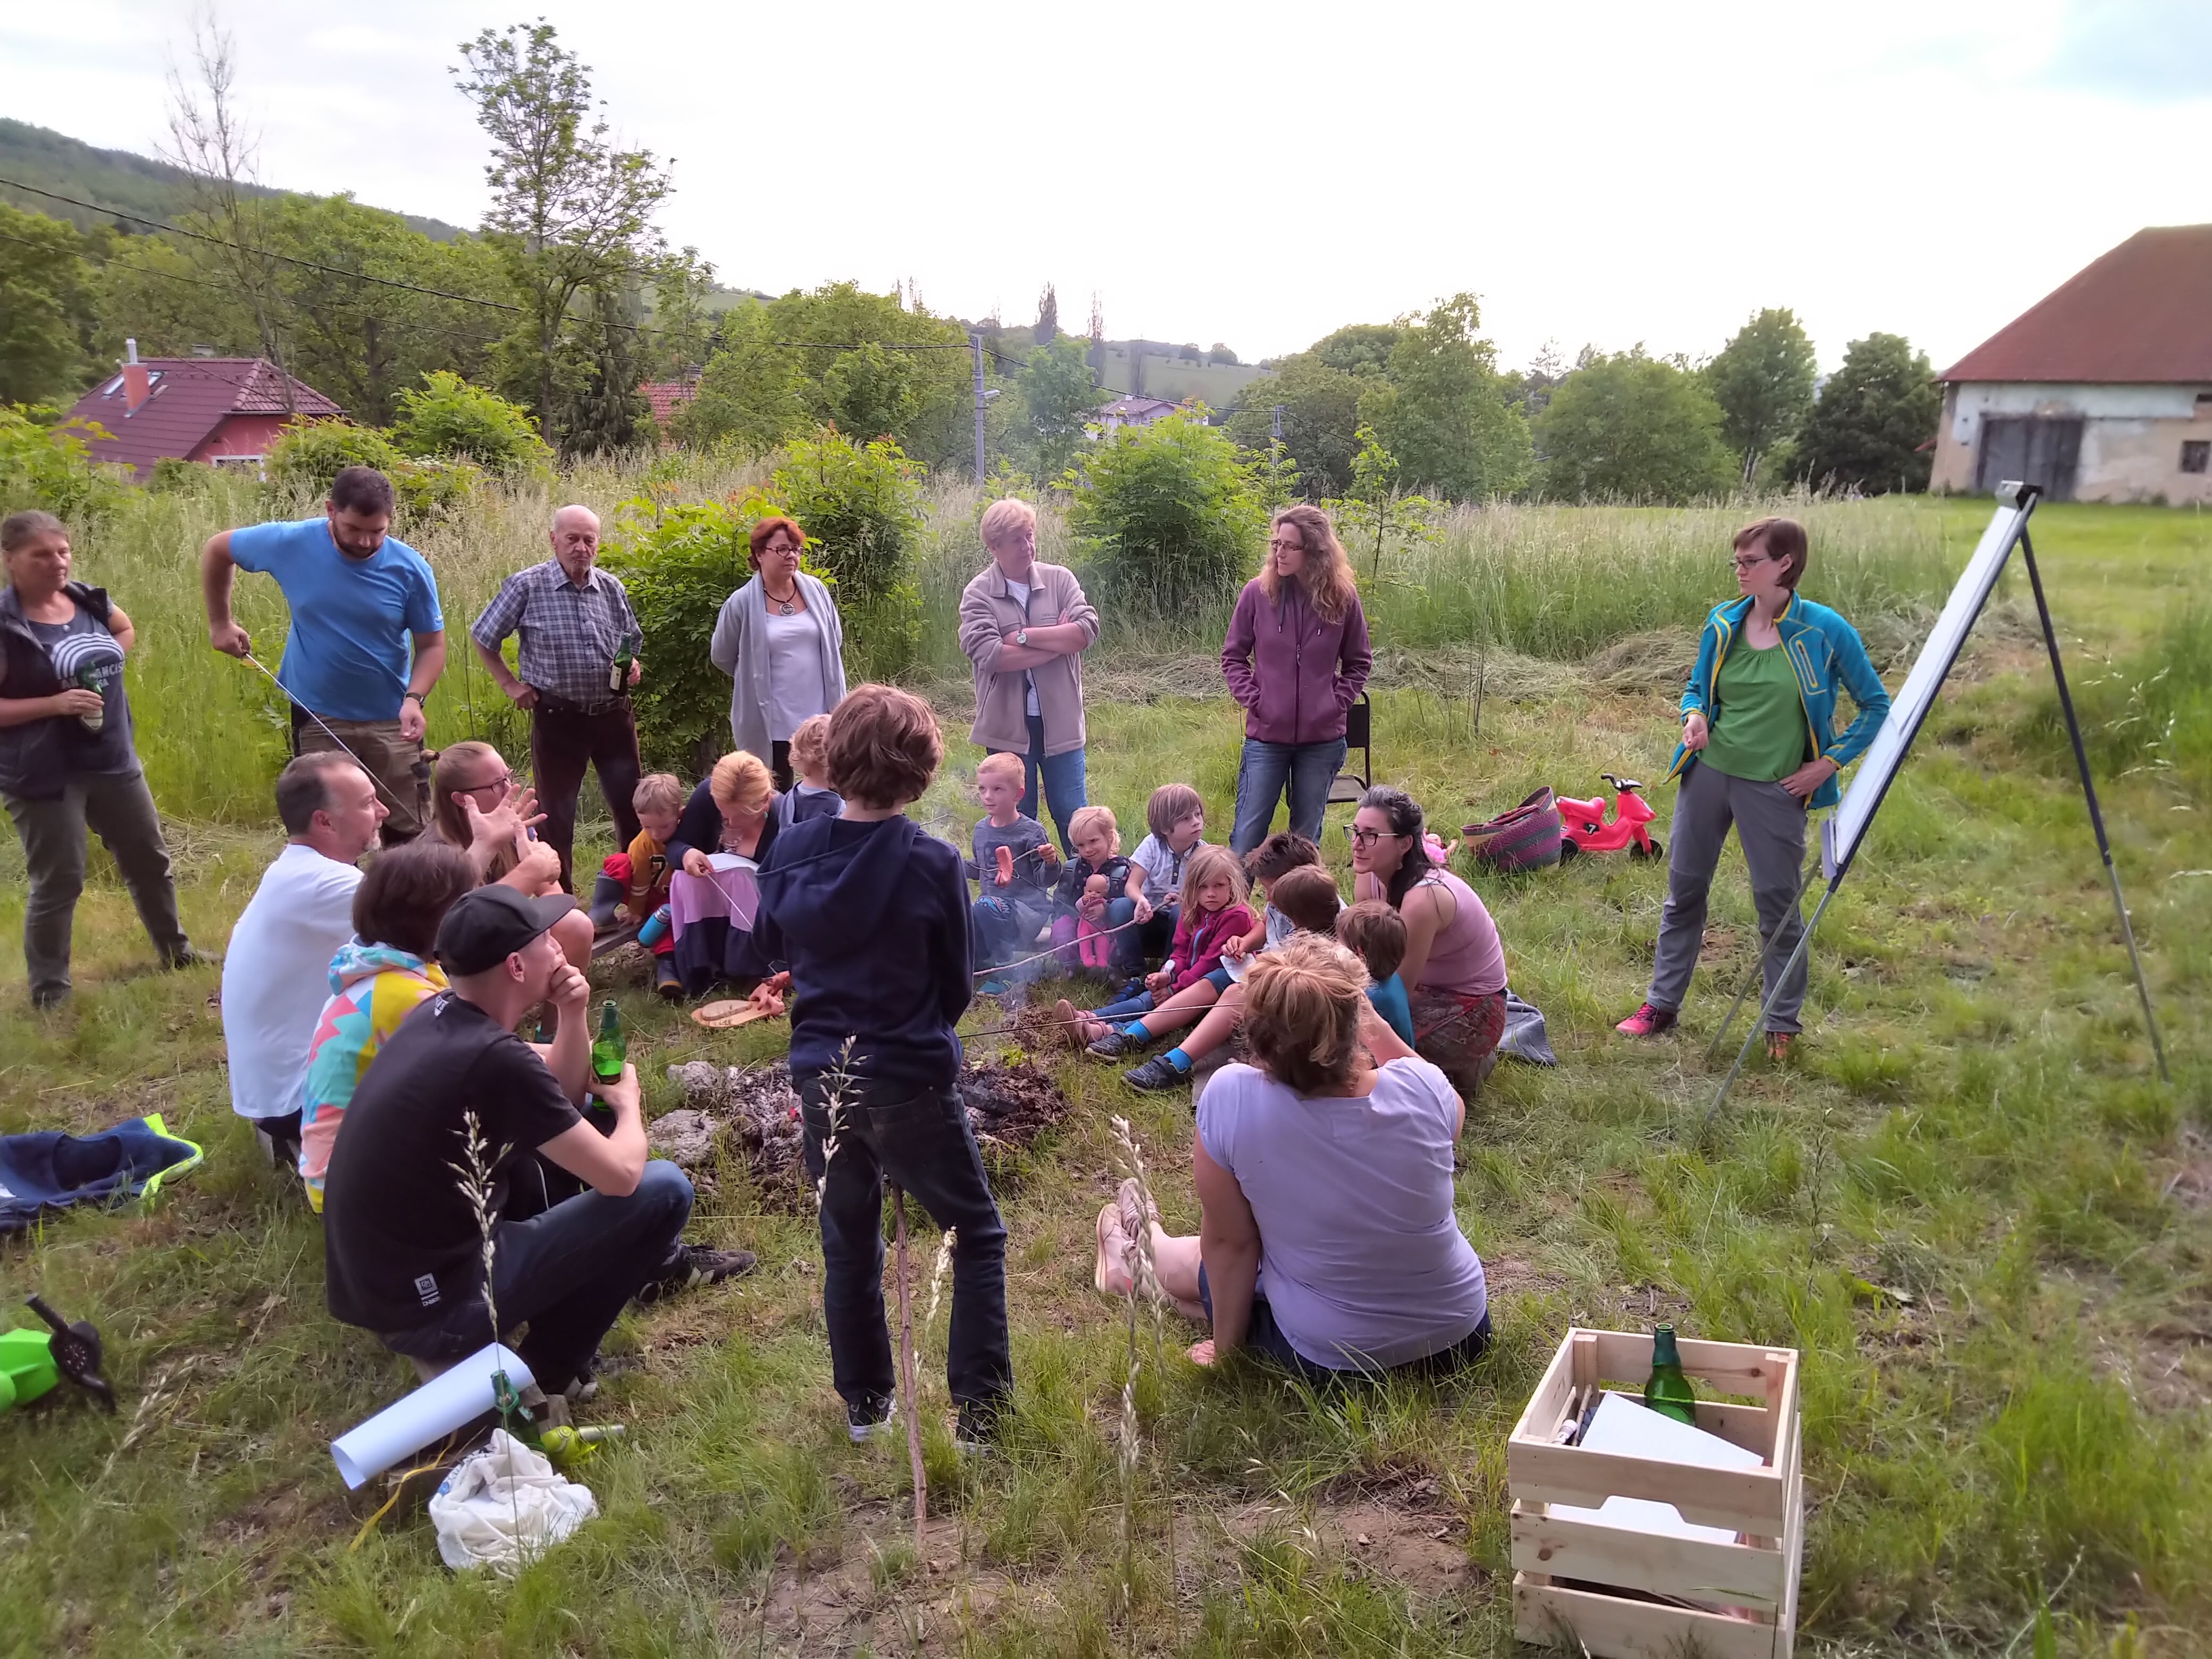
[428,740,593,969]
[1220,505,1371,854]
[710,515,846,794]
[1616,517,1890,1061]
[1347,786,1507,1095]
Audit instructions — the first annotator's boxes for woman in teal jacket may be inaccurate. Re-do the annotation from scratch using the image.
[1618,517,1891,1059]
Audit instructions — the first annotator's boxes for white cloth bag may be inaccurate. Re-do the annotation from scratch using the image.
[428,1429,599,1571]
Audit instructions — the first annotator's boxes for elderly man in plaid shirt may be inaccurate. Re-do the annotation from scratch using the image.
[471,505,647,890]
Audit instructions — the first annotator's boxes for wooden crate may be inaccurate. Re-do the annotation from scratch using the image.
[1506,1327,1803,1659]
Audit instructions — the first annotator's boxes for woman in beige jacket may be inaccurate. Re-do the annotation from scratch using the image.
[956,499,1100,848]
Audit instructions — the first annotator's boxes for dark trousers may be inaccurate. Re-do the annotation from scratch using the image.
[797,1071,1011,1413]
[4,767,190,1003]
[530,694,644,892]
[379,1160,693,1393]
[1648,759,1811,1033]
[769,739,792,794]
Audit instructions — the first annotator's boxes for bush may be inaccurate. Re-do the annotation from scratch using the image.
[601,491,820,771]
[390,371,553,479]
[770,429,923,607]
[1534,350,1736,503]
[1067,410,1263,620]
[0,404,130,521]
[262,420,482,524]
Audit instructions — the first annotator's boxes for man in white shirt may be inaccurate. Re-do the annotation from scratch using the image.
[221,751,387,1168]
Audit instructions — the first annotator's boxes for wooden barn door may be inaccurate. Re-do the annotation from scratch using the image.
[1976,417,2083,500]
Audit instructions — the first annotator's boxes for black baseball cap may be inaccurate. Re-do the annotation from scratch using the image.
[435,884,577,976]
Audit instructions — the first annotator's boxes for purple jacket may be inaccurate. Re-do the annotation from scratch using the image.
[1220,577,1372,747]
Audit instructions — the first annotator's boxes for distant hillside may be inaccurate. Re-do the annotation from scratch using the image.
[0,118,470,242]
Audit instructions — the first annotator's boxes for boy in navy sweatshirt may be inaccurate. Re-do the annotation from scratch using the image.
[754,684,1011,1448]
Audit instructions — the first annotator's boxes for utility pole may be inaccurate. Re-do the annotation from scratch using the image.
[1272,402,1284,441]
[971,332,987,482]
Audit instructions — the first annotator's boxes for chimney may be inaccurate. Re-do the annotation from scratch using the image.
[122,339,150,414]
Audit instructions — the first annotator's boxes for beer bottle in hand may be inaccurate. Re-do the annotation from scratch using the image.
[591,1000,625,1084]
[609,646,633,695]
[76,666,106,733]
[1643,1322,1697,1425]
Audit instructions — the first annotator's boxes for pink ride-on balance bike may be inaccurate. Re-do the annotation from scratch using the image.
[1556,773,1663,860]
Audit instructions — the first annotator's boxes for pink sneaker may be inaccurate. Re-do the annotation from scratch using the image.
[1615,1002,1678,1037]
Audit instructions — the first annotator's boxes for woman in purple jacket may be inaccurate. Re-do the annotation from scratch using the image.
[1220,505,1372,854]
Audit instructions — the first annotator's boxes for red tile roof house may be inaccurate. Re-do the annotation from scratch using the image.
[62,343,346,482]
[1089,395,1184,435]
[638,376,700,437]
[1931,225,2212,505]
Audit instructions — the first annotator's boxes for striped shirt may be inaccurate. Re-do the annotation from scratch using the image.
[471,559,641,707]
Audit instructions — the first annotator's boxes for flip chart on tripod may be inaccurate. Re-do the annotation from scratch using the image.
[1823,489,2038,882]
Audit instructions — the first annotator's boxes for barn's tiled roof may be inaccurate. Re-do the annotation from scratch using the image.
[1941,225,2212,384]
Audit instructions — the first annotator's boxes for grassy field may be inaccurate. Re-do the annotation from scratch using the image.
[1,488,2208,1657]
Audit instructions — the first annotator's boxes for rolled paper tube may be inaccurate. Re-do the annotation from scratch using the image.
[330,1342,534,1489]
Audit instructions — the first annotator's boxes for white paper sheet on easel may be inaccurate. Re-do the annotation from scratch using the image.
[1552,1392,1765,1544]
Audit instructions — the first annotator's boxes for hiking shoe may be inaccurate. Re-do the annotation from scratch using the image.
[954,1398,1003,1455]
[163,944,219,970]
[1122,1053,1190,1092]
[634,1243,758,1306]
[1087,1029,1146,1060]
[1765,1031,1797,1063]
[1094,1200,1135,1297]
[848,1394,896,1444]
[1615,1002,1678,1037]
[979,977,1013,996]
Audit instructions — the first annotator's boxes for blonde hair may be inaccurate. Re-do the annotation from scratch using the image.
[1066,803,1119,852]
[632,773,685,816]
[1263,505,1358,626]
[1243,933,1369,1095]
[978,497,1038,550]
[788,714,833,777]
[1179,841,1247,913]
[709,751,774,815]
[1146,782,1203,841]
[977,751,1025,789]
[430,741,514,876]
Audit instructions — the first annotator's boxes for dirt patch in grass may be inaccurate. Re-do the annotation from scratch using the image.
[1222,1472,1477,1599]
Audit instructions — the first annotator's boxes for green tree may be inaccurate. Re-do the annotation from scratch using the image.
[453,21,682,448]
[389,371,552,476]
[1069,410,1263,618]
[1705,308,1817,482]
[1018,335,1106,480]
[1535,348,1735,502]
[1362,295,1531,500]
[558,282,651,455]
[1209,341,1238,366]
[0,406,125,519]
[1796,332,1940,494]
[1226,355,1365,496]
[770,428,924,607]
[0,205,98,405]
[1036,282,1059,345]
[673,305,806,455]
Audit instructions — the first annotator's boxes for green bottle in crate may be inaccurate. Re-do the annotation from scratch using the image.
[1643,1322,1697,1425]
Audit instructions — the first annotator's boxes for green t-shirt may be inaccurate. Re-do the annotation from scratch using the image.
[1702,641,1806,782]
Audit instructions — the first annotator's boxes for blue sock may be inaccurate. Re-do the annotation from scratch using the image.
[1121,1023,1150,1040]
[1164,1048,1192,1073]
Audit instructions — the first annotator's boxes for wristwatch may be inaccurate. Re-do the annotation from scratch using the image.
[1014,627,1030,648]
[403,690,426,706]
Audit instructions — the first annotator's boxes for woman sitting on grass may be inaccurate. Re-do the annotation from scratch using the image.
[297,840,476,1210]
[1093,933,1490,1379]
[428,740,592,970]
[666,750,783,995]
[1348,785,1507,1095]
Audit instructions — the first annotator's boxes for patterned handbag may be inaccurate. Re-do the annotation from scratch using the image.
[1460,786,1564,872]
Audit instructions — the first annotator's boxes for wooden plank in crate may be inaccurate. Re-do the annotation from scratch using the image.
[1507,1435,1790,1537]
[1509,1499,1787,1608]
[1592,1329,1790,1404]
[1514,1575,1781,1659]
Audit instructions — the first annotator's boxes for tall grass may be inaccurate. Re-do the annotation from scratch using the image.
[69,460,1963,823]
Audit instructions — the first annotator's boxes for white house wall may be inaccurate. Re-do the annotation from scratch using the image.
[1932,381,2212,503]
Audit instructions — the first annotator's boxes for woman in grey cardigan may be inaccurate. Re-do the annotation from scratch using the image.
[709,515,847,791]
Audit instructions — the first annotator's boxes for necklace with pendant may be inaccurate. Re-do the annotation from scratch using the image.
[766,583,799,616]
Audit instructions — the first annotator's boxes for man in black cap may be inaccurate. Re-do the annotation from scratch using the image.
[322,884,708,1394]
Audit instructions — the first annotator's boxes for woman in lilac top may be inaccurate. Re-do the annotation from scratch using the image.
[1220,506,1372,854]
[1092,933,1491,1380]
[1350,784,1508,1093]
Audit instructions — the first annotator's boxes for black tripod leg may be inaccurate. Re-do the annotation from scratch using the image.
[2018,531,2171,1084]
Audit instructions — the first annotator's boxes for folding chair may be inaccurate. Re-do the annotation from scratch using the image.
[1327,693,1373,806]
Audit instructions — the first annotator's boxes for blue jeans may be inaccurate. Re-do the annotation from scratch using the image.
[797,1073,1011,1413]
[1090,988,1157,1023]
[1016,714,1086,850]
[376,1159,695,1393]
[1229,737,1348,854]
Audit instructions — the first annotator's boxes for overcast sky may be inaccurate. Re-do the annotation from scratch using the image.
[6,1,2205,373]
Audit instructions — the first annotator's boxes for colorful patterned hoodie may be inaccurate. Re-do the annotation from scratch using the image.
[298,941,449,1210]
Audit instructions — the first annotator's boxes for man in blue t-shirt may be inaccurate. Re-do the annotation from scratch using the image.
[200,465,446,842]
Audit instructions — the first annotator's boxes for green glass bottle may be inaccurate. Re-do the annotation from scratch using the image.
[76,666,106,733]
[591,1000,625,1084]
[1643,1322,1697,1425]
[609,644,634,695]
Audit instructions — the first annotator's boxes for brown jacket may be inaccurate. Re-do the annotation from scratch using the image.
[957,560,1100,758]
